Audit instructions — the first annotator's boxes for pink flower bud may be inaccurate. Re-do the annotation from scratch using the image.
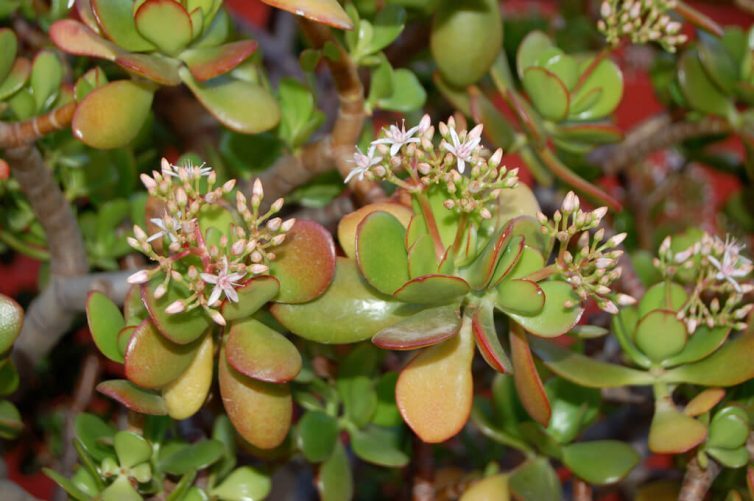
[165,300,185,314]
[127,269,150,284]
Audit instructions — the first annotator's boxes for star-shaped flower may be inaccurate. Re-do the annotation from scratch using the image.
[161,158,212,180]
[345,146,383,183]
[200,257,246,306]
[443,124,483,174]
[372,121,422,156]
[147,214,182,243]
[709,237,753,293]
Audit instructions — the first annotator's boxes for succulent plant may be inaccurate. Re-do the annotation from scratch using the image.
[0,294,22,440]
[87,158,336,449]
[50,0,280,148]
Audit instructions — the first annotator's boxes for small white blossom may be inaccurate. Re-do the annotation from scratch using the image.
[147,214,182,243]
[708,237,753,293]
[372,121,422,156]
[200,257,246,306]
[161,158,212,180]
[443,124,483,174]
[345,146,383,183]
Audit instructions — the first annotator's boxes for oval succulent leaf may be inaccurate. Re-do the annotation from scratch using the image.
[261,0,353,30]
[72,80,154,149]
[472,300,512,373]
[134,0,194,56]
[707,407,750,449]
[179,40,258,81]
[226,318,302,383]
[523,66,570,121]
[517,30,554,79]
[510,323,551,426]
[0,29,17,83]
[272,258,424,344]
[338,202,412,259]
[638,281,688,317]
[0,294,22,356]
[142,278,211,345]
[163,334,214,420]
[91,0,156,52]
[568,56,623,121]
[115,53,181,86]
[296,410,338,463]
[460,474,509,501]
[0,58,31,101]
[496,279,545,316]
[684,388,725,417]
[86,291,125,363]
[221,276,280,322]
[114,431,151,469]
[678,48,734,117]
[648,405,706,454]
[97,380,168,415]
[663,325,730,367]
[218,350,292,449]
[393,274,470,304]
[356,210,410,295]
[634,310,688,363]
[50,20,120,61]
[349,426,409,467]
[372,304,461,351]
[269,220,336,304]
[506,281,583,338]
[466,223,512,290]
[396,316,475,443]
[561,441,639,485]
[125,320,203,389]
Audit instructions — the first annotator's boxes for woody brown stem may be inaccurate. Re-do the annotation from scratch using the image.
[678,456,721,501]
[0,103,76,149]
[573,478,593,501]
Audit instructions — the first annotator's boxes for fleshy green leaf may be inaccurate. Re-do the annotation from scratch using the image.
[373,304,460,350]
[377,69,426,113]
[226,319,301,383]
[134,0,193,55]
[496,279,545,316]
[349,425,408,467]
[50,20,120,61]
[91,0,155,52]
[510,324,550,426]
[142,278,211,344]
[211,466,271,501]
[296,410,338,463]
[638,281,688,317]
[180,40,257,81]
[393,274,469,304]
[648,404,706,454]
[561,441,639,485]
[30,51,63,112]
[0,58,30,101]
[159,439,225,475]
[317,442,353,501]
[115,53,181,85]
[471,300,511,373]
[634,310,687,362]
[517,31,554,78]
[261,0,353,30]
[707,407,749,449]
[678,48,734,117]
[508,457,562,501]
[86,291,125,363]
[0,294,23,356]
[74,413,115,462]
[356,211,410,295]
[222,276,280,322]
[568,56,623,120]
[664,325,730,367]
[338,202,412,259]
[114,431,151,468]
[97,379,168,415]
[506,281,583,338]
[523,66,569,121]
[0,29,18,83]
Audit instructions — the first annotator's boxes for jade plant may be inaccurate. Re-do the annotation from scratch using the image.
[2,0,754,500]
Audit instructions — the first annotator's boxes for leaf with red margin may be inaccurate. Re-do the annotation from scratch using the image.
[489,235,525,287]
[510,322,550,426]
[124,319,202,389]
[142,277,211,345]
[393,274,469,304]
[222,276,280,322]
[472,300,511,373]
[219,349,292,449]
[356,211,410,295]
[466,223,513,290]
[261,0,353,30]
[495,279,545,316]
[50,20,121,61]
[179,40,258,81]
[77,0,101,34]
[396,316,475,443]
[115,53,181,86]
[339,202,412,259]
[372,305,460,351]
[225,318,302,383]
[506,281,582,338]
[684,388,725,417]
[134,0,193,56]
[269,220,336,303]
[0,58,30,101]
[648,403,706,454]
[91,0,155,52]
[97,380,168,415]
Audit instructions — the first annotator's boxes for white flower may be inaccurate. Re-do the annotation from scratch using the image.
[708,236,753,293]
[147,214,182,243]
[443,124,483,174]
[345,146,383,183]
[161,157,212,180]
[200,257,246,306]
[372,121,422,156]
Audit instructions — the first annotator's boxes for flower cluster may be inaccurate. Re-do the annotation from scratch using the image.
[127,159,294,325]
[345,115,519,219]
[656,233,753,332]
[598,0,687,52]
[539,192,632,313]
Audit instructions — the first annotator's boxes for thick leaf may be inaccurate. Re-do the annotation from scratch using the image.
[373,304,461,350]
[272,258,424,344]
[338,202,412,258]
[504,245,546,281]
[125,319,201,389]
[708,406,749,449]
[506,281,583,338]
[466,224,512,290]
[269,220,336,303]
[296,410,338,463]
[50,20,120,61]
[365,4,405,54]
[0,58,31,101]
[510,323,550,426]
[508,457,562,501]
[337,344,379,427]
[91,0,155,52]
[0,29,17,82]
[684,388,725,417]
[180,68,281,133]
[101,476,141,501]
[142,278,211,344]
[562,441,639,485]
[262,0,352,30]
[74,413,115,462]
[44,469,90,501]
[663,325,730,367]
[86,291,125,363]
[634,310,688,362]
[496,279,545,316]
[218,350,292,449]
[349,426,408,467]
[396,316,475,443]
[648,404,706,454]
[31,51,63,111]
[97,380,168,415]
[536,47,578,89]
[159,440,224,474]
[393,274,470,304]
[472,300,512,373]
[569,56,623,120]
[356,210,410,295]
[222,276,280,321]
[545,378,600,444]
[555,123,623,144]
[211,466,271,501]
[377,69,426,112]
[460,474,509,501]
[678,49,734,117]
[530,337,656,388]
[489,236,525,287]
[638,281,688,317]
[662,328,754,387]
[114,431,151,468]
[72,80,154,149]
[408,235,438,278]
[708,446,749,469]
[0,294,22,356]
[317,442,353,501]
[134,0,193,55]
[180,40,257,81]
[517,31,554,78]
[115,53,181,85]
[162,334,213,420]
[226,318,301,383]
[523,66,569,121]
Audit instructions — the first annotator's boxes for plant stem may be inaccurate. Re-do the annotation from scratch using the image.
[675,1,724,37]
[678,456,721,501]
[572,478,593,501]
[0,230,50,261]
[0,103,75,149]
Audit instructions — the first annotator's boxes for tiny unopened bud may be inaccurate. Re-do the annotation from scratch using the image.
[281,218,296,232]
[232,239,246,255]
[222,179,236,193]
[128,269,150,284]
[154,283,167,299]
[601,300,619,314]
[537,212,548,225]
[418,114,431,133]
[250,264,269,274]
[271,198,284,213]
[480,208,492,219]
[133,225,147,241]
[600,0,611,18]
[686,318,698,334]
[267,218,282,232]
[176,188,188,206]
[608,233,627,247]
[140,173,157,190]
[595,257,612,269]
[127,237,140,249]
[209,309,226,326]
[165,300,185,314]
[489,148,503,166]
[271,234,286,246]
[252,178,264,198]
[443,200,455,210]
[591,207,608,222]
[562,191,579,212]
[616,294,637,306]
[161,157,171,173]
[659,236,672,254]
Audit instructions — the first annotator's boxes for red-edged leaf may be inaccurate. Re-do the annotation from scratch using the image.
[260,0,353,30]
[372,305,460,351]
[270,220,336,303]
[76,0,101,34]
[50,20,120,61]
[134,0,193,56]
[466,223,512,290]
[222,276,280,322]
[180,40,258,81]
[684,388,725,417]
[338,202,412,259]
[115,53,181,86]
[393,274,470,304]
[472,301,512,373]
[225,319,302,383]
[510,323,550,426]
[648,404,706,454]
[97,380,168,415]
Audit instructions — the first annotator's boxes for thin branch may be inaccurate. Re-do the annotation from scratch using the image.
[572,478,593,501]
[0,103,76,149]
[678,456,721,501]
[61,353,101,481]
[588,115,731,175]
[13,271,131,370]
